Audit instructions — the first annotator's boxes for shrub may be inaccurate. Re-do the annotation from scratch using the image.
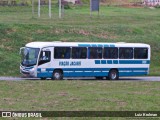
[155,5,160,8]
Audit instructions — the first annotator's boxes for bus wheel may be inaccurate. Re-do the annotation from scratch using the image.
[108,69,119,80]
[52,70,63,80]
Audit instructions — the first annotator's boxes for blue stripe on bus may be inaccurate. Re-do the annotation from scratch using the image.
[97,44,103,47]
[78,44,91,47]
[110,44,115,47]
[95,60,100,64]
[37,71,148,78]
[113,60,118,64]
[63,72,148,77]
[37,68,41,72]
[46,68,54,71]
[101,60,106,64]
[104,44,109,47]
[119,72,148,76]
[91,44,97,47]
[37,67,149,78]
[95,60,150,64]
[63,72,107,77]
[37,72,148,77]
[78,44,115,47]
[63,68,110,71]
[37,68,148,72]
[119,60,150,64]
[119,68,148,71]
[107,60,112,64]
[62,68,148,71]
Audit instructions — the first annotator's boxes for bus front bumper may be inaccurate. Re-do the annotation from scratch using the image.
[20,65,36,77]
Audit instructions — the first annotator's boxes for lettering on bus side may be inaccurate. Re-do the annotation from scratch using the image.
[59,61,69,66]
[70,61,81,66]
[59,61,81,66]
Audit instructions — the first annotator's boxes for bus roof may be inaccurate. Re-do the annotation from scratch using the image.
[26,42,150,48]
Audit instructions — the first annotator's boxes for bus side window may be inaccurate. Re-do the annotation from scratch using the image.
[81,48,87,58]
[103,47,118,59]
[38,51,51,65]
[134,48,148,59]
[88,47,102,59]
[97,48,102,58]
[119,48,133,59]
[54,47,59,58]
[72,47,87,59]
[54,47,71,59]
[64,48,70,59]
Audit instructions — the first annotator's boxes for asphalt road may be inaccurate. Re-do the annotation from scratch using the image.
[0,76,160,81]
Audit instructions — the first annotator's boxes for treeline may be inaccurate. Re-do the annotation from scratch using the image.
[0,0,53,6]
[0,0,143,6]
[82,0,143,5]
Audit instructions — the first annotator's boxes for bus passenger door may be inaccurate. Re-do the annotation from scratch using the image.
[37,48,52,78]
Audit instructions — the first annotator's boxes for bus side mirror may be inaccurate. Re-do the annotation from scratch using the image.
[19,47,25,55]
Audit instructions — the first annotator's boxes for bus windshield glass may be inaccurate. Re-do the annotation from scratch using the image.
[21,47,40,67]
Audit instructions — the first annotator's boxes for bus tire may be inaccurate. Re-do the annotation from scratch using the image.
[52,70,63,80]
[108,69,119,80]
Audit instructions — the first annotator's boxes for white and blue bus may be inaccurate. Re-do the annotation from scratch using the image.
[20,42,150,80]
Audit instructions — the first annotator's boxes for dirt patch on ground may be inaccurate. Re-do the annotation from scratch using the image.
[68,97,80,102]
[119,4,144,8]
[58,92,68,96]
[36,29,45,34]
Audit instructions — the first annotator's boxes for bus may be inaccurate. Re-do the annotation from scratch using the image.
[20,42,150,80]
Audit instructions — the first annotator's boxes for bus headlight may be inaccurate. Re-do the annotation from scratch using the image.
[30,68,35,74]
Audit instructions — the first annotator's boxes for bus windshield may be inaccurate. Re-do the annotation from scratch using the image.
[21,47,40,67]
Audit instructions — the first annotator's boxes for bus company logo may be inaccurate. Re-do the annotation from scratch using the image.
[2,112,11,117]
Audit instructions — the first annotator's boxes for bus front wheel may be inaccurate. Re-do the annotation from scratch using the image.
[108,69,119,80]
[52,70,63,80]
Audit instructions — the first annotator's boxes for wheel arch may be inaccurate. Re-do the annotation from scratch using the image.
[53,68,63,74]
[109,68,119,73]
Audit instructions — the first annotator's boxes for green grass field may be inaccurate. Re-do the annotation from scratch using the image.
[0,5,160,115]
[0,80,160,111]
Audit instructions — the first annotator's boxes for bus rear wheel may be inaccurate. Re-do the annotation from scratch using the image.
[52,70,63,80]
[108,69,119,80]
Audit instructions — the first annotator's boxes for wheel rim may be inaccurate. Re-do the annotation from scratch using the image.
[54,72,60,79]
[111,72,116,80]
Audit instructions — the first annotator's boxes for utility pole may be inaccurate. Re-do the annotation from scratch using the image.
[38,0,41,17]
[59,0,61,18]
[49,0,51,18]
[32,0,34,17]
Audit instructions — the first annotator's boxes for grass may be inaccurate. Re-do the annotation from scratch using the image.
[0,80,160,111]
[0,5,160,76]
